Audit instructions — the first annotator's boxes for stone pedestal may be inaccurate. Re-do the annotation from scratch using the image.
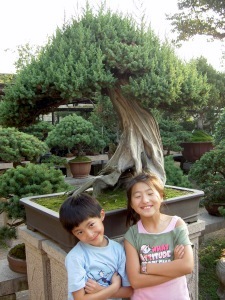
[216,256,225,299]
[19,220,205,300]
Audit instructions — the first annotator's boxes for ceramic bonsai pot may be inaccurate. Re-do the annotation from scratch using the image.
[7,243,27,274]
[180,142,213,162]
[7,254,27,274]
[20,186,204,252]
[68,159,92,178]
[205,203,225,217]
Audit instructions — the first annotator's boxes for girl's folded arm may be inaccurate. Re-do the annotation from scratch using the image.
[124,240,176,289]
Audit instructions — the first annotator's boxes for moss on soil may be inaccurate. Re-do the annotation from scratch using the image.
[69,156,91,162]
[34,187,190,212]
[8,243,26,260]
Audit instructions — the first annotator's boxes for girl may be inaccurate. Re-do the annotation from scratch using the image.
[124,172,194,300]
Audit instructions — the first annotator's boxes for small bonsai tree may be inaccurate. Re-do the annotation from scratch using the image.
[159,119,192,155]
[8,243,26,260]
[0,127,49,166]
[21,121,54,141]
[214,108,225,146]
[0,163,71,244]
[188,129,213,142]
[45,114,106,159]
[189,146,225,214]
[164,155,192,188]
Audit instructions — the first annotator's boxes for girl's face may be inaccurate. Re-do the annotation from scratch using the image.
[130,181,163,218]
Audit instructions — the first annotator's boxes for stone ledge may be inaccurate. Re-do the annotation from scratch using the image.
[199,209,225,235]
[0,259,28,297]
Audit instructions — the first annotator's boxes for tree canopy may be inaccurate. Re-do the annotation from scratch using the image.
[168,0,225,42]
[188,56,225,131]
[0,5,211,190]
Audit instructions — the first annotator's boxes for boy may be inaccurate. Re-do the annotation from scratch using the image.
[59,192,133,300]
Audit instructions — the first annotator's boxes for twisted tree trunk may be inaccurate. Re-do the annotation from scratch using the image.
[72,82,165,196]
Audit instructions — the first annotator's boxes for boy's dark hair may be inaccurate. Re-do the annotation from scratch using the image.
[59,193,102,233]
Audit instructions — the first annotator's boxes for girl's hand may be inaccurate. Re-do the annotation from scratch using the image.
[174,245,185,260]
[84,279,104,294]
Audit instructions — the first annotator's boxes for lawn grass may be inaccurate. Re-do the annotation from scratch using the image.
[199,235,225,299]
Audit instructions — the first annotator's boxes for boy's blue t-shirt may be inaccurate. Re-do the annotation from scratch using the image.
[65,236,130,299]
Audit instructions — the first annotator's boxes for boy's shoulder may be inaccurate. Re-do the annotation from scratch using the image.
[108,237,125,250]
[66,241,83,258]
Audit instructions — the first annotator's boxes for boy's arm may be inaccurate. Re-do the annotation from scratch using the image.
[111,286,133,298]
[72,272,121,300]
[85,279,133,298]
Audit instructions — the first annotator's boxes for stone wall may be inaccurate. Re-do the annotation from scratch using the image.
[19,220,205,300]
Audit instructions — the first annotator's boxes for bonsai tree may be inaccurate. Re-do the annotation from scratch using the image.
[164,156,192,188]
[21,120,54,141]
[0,5,210,194]
[187,129,213,142]
[0,163,71,244]
[45,114,105,158]
[159,118,192,156]
[0,127,49,166]
[188,146,225,215]
[214,108,225,146]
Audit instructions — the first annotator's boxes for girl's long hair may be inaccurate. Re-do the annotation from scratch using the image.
[126,172,164,226]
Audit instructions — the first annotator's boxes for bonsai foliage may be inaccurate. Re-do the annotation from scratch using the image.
[8,243,26,260]
[189,147,225,206]
[189,130,213,142]
[0,226,17,246]
[88,95,119,147]
[0,163,71,222]
[164,156,191,188]
[21,121,54,141]
[45,114,105,156]
[159,118,192,155]
[168,0,225,42]
[214,108,225,146]
[0,5,210,193]
[0,127,49,164]
[189,57,225,132]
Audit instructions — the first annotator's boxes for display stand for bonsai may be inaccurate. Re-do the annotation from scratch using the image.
[0,259,28,299]
[18,220,205,300]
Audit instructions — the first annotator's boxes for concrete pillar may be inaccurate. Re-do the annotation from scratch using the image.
[19,220,205,300]
[187,220,205,300]
[18,228,50,300]
[42,240,67,300]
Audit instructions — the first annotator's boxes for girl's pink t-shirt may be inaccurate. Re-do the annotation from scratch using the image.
[130,216,191,300]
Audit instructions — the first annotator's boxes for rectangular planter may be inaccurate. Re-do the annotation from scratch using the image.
[20,186,204,252]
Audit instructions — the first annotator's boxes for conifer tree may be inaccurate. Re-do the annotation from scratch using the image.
[0,5,209,193]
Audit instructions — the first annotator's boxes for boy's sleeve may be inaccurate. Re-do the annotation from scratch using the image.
[65,248,86,294]
[116,243,131,287]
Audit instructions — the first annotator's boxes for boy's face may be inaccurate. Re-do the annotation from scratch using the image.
[71,210,106,247]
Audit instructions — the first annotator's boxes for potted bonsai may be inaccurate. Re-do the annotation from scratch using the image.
[7,243,27,274]
[45,114,105,178]
[0,127,49,167]
[0,163,72,245]
[180,129,214,163]
[189,146,225,216]
[21,120,54,141]
[19,157,203,252]
[159,118,192,156]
